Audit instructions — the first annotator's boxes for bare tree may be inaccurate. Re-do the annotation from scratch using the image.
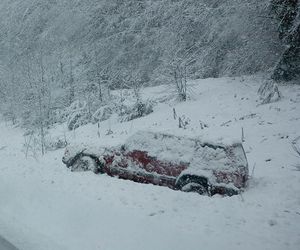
[173,63,187,102]
[69,57,75,105]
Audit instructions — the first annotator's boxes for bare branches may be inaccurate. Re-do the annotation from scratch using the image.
[173,64,187,102]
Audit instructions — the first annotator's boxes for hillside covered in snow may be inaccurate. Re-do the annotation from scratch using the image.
[0,76,300,250]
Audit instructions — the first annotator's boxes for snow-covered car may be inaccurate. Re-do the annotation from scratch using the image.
[62,131,249,196]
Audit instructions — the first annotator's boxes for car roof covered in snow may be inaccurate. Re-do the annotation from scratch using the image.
[124,131,248,171]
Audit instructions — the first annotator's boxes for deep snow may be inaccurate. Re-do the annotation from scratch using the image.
[0,76,300,250]
[0,235,19,250]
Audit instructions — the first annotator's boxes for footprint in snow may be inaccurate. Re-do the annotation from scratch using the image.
[268,219,277,226]
[148,210,165,216]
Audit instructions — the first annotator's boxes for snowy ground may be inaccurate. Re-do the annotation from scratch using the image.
[0,235,19,250]
[0,76,300,250]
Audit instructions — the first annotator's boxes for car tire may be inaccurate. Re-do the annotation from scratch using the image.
[210,186,239,196]
[71,155,99,173]
[176,175,209,195]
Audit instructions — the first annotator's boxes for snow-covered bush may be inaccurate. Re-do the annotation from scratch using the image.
[92,105,114,124]
[119,101,153,122]
[178,115,190,129]
[45,137,68,151]
[67,112,89,131]
[66,101,91,130]
[257,79,282,104]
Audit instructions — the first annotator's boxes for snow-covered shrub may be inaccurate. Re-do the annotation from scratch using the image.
[257,79,282,104]
[119,101,153,122]
[67,112,90,131]
[92,105,114,124]
[45,137,68,151]
[66,101,91,130]
[178,115,190,129]
[67,100,87,113]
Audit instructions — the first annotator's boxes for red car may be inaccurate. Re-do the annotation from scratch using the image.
[62,131,248,196]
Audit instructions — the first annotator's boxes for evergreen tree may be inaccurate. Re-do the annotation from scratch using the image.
[271,0,300,81]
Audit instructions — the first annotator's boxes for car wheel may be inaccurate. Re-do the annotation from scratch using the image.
[210,186,239,196]
[176,175,209,195]
[71,155,98,173]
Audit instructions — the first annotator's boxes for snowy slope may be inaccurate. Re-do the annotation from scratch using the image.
[0,76,300,250]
